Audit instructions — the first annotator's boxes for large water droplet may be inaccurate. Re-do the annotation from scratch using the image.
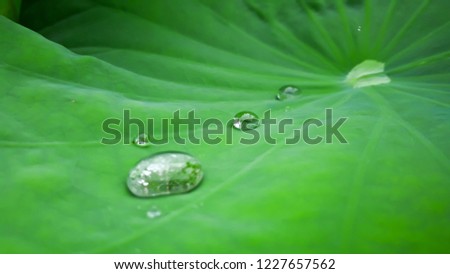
[127,152,203,197]
[345,59,391,88]
[133,133,151,147]
[276,85,301,100]
[233,111,260,130]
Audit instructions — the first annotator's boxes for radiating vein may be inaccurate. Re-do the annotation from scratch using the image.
[388,51,450,74]
[368,90,450,171]
[271,22,341,73]
[387,87,450,108]
[341,92,385,251]
[387,22,450,64]
[381,0,431,57]
[195,0,332,73]
[335,0,355,61]
[296,0,343,64]
[374,0,398,53]
[361,0,373,55]
[74,46,336,81]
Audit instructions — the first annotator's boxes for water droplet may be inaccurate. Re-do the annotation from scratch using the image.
[127,152,203,197]
[146,207,161,219]
[276,85,301,100]
[345,59,391,88]
[233,111,260,130]
[357,25,362,32]
[133,133,151,147]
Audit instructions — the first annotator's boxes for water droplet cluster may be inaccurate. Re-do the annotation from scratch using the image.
[128,85,307,199]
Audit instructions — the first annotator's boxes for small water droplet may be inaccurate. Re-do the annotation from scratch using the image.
[146,207,161,219]
[233,111,260,130]
[357,26,362,32]
[276,85,301,100]
[133,133,151,147]
[127,152,203,197]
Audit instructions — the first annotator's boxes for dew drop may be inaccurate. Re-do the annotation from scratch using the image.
[276,85,301,100]
[146,207,162,219]
[357,25,362,32]
[233,111,260,130]
[133,133,151,147]
[345,59,391,88]
[127,152,203,197]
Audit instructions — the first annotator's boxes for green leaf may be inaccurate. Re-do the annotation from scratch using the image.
[1,0,449,253]
[0,0,21,20]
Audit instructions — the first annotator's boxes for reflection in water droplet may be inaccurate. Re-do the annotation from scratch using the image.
[127,152,203,197]
[276,85,301,100]
[146,207,161,219]
[357,25,362,32]
[133,133,151,147]
[233,111,260,130]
